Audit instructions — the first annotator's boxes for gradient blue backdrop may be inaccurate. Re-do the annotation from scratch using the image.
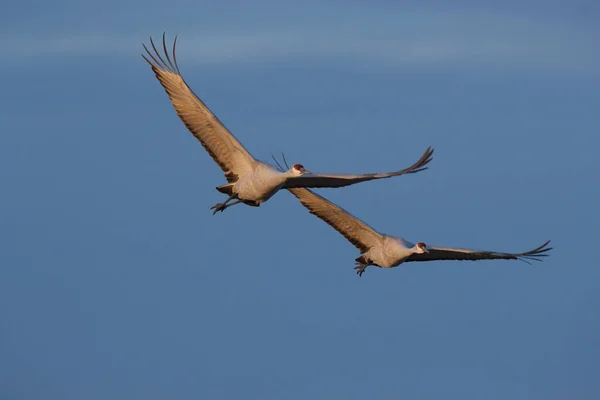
[1,1,599,399]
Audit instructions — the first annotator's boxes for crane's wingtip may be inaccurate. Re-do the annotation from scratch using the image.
[538,240,553,251]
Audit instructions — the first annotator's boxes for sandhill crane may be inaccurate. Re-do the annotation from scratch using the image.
[287,187,552,276]
[142,34,434,214]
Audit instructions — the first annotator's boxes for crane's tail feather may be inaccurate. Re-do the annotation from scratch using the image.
[216,184,234,195]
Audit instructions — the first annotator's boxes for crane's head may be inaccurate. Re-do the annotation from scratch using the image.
[415,242,429,254]
[290,164,308,176]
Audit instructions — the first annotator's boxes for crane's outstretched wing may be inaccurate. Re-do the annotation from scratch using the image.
[287,188,383,253]
[282,147,433,189]
[405,240,552,263]
[142,33,257,183]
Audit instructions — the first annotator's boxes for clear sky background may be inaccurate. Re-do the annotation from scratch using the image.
[1,1,599,399]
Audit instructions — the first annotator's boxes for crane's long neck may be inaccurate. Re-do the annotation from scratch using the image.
[284,168,302,178]
[259,163,294,185]
[389,237,420,258]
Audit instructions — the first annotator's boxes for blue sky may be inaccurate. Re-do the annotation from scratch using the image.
[1,1,599,399]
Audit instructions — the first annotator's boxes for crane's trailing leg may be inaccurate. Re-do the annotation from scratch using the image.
[213,200,244,214]
[353,262,368,277]
[210,193,238,215]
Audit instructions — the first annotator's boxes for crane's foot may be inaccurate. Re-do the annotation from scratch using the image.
[210,202,228,215]
[353,264,368,277]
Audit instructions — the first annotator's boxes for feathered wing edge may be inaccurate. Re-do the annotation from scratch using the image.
[406,240,553,264]
[286,187,383,254]
[141,33,257,183]
[281,146,434,189]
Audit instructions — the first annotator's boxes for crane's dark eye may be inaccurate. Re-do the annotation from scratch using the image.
[293,164,304,170]
[417,242,427,249]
